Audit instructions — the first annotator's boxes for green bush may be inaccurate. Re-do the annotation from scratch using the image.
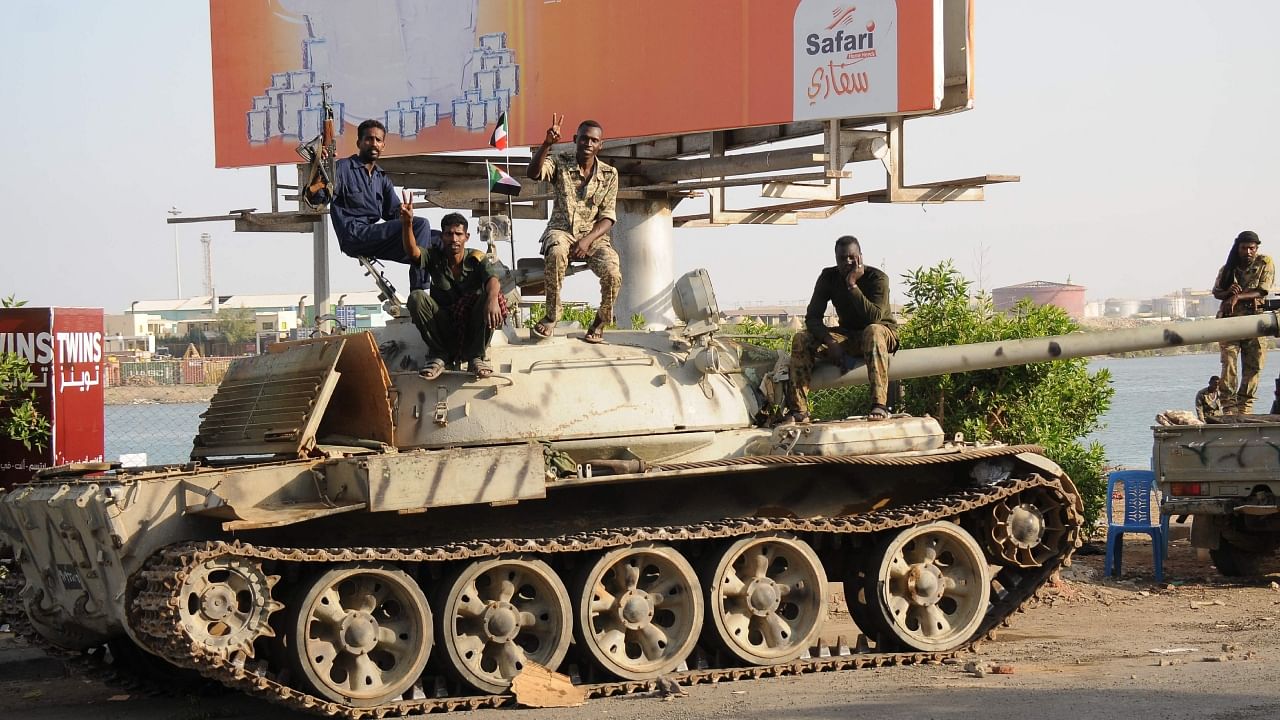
[0,296,51,452]
[524,302,613,329]
[895,262,1114,527]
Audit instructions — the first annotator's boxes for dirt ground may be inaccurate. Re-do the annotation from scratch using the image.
[104,385,215,405]
[3,536,1279,720]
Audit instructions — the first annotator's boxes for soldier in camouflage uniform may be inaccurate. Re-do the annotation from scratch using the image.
[784,235,898,423]
[527,114,620,344]
[1212,230,1274,413]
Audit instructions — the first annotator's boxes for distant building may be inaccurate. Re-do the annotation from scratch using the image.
[992,281,1086,319]
[721,305,812,328]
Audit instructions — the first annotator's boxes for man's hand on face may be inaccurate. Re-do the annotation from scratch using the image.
[570,238,593,260]
[845,257,865,289]
[544,113,564,146]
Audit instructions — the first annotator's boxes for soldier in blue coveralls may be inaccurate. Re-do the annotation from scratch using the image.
[305,118,438,290]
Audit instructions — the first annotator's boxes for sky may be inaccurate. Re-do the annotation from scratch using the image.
[2,1,1278,315]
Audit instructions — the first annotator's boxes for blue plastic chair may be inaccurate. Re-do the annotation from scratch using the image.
[1103,469,1167,582]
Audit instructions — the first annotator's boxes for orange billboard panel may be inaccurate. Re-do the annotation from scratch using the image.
[211,0,950,168]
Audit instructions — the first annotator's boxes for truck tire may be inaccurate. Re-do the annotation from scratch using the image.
[1209,542,1270,577]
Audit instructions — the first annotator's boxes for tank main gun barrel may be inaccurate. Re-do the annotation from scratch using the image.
[810,311,1280,390]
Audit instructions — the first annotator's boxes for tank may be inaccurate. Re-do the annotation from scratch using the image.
[2,267,1276,714]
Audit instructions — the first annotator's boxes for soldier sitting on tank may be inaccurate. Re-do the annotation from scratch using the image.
[1195,375,1223,421]
[1212,230,1274,413]
[526,114,621,344]
[399,201,506,380]
[783,235,898,423]
[305,118,439,292]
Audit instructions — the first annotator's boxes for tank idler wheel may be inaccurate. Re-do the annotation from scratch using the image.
[702,534,827,665]
[177,556,283,661]
[980,487,1068,567]
[437,556,572,695]
[573,544,703,680]
[289,564,432,707]
[866,521,991,652]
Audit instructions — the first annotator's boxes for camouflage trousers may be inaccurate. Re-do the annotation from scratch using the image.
[786,324,898,415]
[1220,337,1265,413]
[541,230,622,324]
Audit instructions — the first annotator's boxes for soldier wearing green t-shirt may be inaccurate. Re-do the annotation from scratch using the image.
[400,202,505,381]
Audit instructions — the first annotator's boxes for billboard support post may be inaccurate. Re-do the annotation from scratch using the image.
[613,198,676,329]
[312,219,332,334]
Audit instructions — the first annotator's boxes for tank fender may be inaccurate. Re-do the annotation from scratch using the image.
[1014,451,1084,515]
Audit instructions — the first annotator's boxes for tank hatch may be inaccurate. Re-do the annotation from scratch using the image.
[192,332,393,460]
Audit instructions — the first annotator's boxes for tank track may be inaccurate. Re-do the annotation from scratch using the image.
[130,471,1080,717]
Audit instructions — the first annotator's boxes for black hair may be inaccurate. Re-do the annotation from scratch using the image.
[835,235,861,252]
[357,119,386,141]
[1210,375,1220,382]
[577,119,603,134]
[440,212,469,233]
[1223,231,1261,275]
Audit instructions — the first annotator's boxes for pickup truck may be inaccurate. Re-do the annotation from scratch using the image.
[1155,420,1280,576]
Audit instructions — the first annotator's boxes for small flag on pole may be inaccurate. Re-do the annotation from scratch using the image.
[489,112,508,151]
[487,160,521,196]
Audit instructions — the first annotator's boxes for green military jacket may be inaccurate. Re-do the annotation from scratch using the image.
[1213,254,1274,317]
[415,248,497,307]
[804,265,897,337]
[535,152,618,240]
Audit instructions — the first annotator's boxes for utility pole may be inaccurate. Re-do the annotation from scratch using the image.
[168,206,183,298]
[201,233,214,296]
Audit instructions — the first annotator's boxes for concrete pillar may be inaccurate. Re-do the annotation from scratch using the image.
[313,219,333,333]
[613,198,676,328]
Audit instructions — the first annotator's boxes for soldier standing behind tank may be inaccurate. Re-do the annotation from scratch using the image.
[526,114,621,345]
[1194,375,1222,421]
[1212,230,1274,413]
[783,235,898,423]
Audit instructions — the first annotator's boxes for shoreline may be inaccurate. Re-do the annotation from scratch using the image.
[105,386,215,405]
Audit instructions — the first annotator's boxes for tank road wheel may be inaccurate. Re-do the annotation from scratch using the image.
[437,557,572,694]
[702,534,827,665]
[289,564,432,707]
[867,522,991,652]
[177,556,283,661]
[979,487,1068,568]
[573,544,703,680]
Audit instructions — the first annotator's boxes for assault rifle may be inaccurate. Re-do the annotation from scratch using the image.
[297,83,336,211]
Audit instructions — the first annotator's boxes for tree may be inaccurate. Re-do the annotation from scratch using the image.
[895,261,1114,527]
[0,296,51,451]
[217,306,257,347]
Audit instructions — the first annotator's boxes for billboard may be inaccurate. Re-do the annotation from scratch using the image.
[211,0,959,168]
[0,308,105,489]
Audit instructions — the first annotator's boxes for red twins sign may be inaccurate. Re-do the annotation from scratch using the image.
[0,307,104,490]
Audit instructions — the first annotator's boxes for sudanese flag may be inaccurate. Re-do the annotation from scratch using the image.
[487,160,521,196]
[489,112,508,151]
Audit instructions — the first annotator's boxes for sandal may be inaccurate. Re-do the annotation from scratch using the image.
[419,357,445,381]
[582,317,606,344]
[468,357,493,380]
[867,404,890,421]
[531,317,555,339]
